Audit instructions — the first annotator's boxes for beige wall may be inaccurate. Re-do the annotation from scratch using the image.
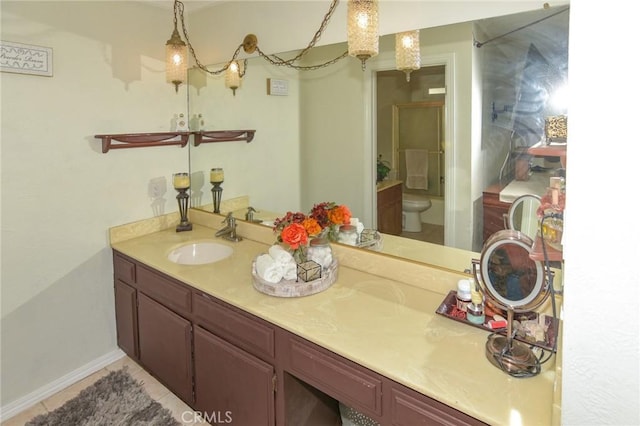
[1,1,187,406]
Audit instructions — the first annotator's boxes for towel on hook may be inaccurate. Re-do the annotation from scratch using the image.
[405,149,429,190]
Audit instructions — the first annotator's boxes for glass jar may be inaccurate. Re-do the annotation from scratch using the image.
[338,225,358,246]
[307,238,333,270]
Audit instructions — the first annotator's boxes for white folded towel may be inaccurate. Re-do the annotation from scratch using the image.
[350,218,365,235]
[256,254,284,283]
[268,244,294,265]
[282,260,297,281]
[405,149,429,190]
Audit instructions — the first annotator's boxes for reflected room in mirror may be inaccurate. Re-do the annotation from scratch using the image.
[187,5,570,275]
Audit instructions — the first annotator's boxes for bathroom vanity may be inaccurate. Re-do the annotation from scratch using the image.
[109,212,559,425]
[376,180,402,235]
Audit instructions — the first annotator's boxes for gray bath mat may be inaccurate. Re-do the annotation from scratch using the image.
[26,368,180,426]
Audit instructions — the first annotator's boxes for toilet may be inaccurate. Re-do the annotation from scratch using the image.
[402,193,432,232]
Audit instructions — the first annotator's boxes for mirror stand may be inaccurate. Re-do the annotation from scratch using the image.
[485,308,541,377]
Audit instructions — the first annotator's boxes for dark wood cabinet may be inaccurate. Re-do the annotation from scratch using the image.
[112,250,487,426]
[482,183,511,243]
[388,385,485,426]
[377,182,403,235]
[114,280,138,359]
[137,293,194,405]
[194,326,275,425]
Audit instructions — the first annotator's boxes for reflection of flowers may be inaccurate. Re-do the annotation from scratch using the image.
[273,202,352,261]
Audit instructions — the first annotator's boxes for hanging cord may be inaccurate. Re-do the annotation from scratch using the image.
[174,0,348,75]
[256,0,349,70]
[473,6,570,48]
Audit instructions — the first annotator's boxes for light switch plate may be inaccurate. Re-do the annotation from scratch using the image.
[267,78,289,96]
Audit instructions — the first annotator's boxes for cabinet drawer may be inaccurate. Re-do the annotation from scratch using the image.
[114,252,136,285]
[390,387,486,426]
[193,292,275,360]
[287,337,382,417]
[137,265,191,315]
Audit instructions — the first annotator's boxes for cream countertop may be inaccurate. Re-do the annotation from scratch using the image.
[376,179,402,192]
[110,215,559,425]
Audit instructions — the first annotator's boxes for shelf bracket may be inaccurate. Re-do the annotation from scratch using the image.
[94,132,190,153]
[193,130,256,146]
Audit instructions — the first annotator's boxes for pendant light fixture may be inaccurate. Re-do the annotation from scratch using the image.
[347,0,379,70]
[395,30,421,82]
[165,0,363,93]
[225,61,241,96]
[165,1,187,92]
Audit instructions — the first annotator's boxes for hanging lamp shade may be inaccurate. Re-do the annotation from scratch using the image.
[225,61,241,96]
[396,30,421,82]
[166,28,187,92]
[347,0,379,70]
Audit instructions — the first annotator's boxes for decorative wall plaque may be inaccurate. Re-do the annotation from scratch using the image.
[1,41,53,77]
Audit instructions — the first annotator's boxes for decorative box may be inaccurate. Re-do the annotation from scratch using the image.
[544,115,568,143]
[296,260,321,282]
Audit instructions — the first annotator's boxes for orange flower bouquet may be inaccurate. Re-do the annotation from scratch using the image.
[273,202,352,262]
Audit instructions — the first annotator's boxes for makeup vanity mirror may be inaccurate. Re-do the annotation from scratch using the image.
[472,229,555,377]
[187,3,570,275]
[507,194,541,240]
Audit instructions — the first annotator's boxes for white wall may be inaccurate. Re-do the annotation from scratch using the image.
[561,2,639,424]
[188,60,302,213]
[1,1,187,406]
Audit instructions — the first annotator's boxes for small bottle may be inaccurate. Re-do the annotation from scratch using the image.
[338,225,358,245]
[456,279,472,312]
[466,285,485,325]
[307,238,333,270]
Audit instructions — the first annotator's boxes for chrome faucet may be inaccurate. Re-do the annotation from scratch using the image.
[215,212,242,242]
[245,206,257,222]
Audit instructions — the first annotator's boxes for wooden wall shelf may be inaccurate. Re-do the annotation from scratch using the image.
[193,130,255,146]
[95,129,256,153]
[95,132,190,153]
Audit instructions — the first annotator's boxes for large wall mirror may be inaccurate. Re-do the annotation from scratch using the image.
[187,3,569,274]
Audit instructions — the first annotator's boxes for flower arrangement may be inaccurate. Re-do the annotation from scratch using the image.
[273,202,352,262]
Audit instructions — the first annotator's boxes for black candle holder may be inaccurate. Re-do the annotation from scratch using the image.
[175,187,193,232]
[211,181,223,213]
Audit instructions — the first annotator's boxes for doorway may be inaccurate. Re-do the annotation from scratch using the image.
[376,65,447,245]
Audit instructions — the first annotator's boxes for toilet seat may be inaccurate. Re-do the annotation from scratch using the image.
[402,193,432,209]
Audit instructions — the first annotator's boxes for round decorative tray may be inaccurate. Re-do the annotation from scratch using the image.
[252,259,338,298]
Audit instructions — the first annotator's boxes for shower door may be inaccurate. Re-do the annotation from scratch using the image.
[392,101,445,198]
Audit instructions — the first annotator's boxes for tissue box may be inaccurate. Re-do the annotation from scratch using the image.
[296,261,321,282]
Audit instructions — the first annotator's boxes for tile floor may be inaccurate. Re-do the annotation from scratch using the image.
[2,356,209,426]
[401,223,445,245]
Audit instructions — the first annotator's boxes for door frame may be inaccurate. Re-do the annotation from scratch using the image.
[364,53,456,245]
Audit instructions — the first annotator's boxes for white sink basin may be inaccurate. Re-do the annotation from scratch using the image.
[167,241,233,265]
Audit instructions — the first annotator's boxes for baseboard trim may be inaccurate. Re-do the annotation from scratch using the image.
[0,349,126,422]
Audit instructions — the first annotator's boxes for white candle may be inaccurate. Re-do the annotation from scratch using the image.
[173,173,190,189]
[210,168,224,183]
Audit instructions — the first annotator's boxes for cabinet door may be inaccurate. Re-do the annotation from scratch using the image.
[138,293,193,404]
[194,326,275,426]
[378,184,403,235]
[114,280,138,359]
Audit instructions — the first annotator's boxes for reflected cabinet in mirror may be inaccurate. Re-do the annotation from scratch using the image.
[187,4,570,274]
